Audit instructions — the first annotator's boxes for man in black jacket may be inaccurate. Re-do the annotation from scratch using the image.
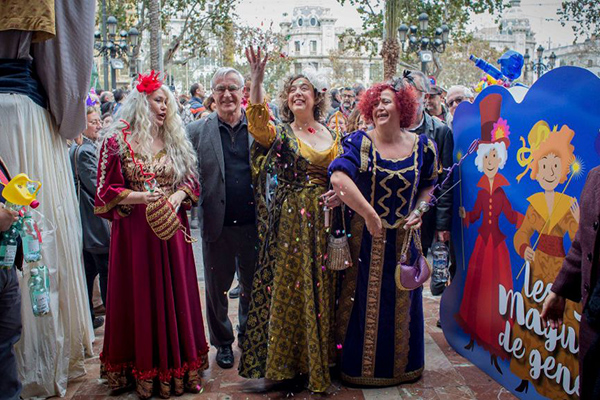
[70,107,110,329]
[405,70,455,295]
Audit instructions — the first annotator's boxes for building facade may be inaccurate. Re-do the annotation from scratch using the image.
[549,37,600,78]
[473,0,536,59]
[280,5,382,86]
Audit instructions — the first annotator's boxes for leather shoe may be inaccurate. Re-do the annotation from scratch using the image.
[216,345,234,369]
[93,316,105,330]
[228,285,241,299]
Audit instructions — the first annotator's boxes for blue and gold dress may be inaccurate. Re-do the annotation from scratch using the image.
[328,130,439,386]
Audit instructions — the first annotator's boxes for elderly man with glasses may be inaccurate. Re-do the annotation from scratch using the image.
[446,85,475,119]
[187,67,258,370]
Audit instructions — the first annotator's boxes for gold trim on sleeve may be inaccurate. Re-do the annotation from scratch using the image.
[94,189,133,215]
[179,184,199,204]
[359,135,371,173]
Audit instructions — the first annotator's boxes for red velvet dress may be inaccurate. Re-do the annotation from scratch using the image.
[94,133,208,393]
[455,174,524,359]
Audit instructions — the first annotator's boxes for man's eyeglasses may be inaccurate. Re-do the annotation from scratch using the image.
[447,96,466,107]
[213,84,241,93]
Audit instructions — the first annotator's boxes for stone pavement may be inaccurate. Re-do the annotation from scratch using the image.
[59,227,517,400]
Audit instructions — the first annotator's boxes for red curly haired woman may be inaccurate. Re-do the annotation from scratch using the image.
[329,79,439,386]
[95,72,209,399]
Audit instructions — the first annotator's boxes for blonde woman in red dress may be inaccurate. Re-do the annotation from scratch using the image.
[95,72,208,399]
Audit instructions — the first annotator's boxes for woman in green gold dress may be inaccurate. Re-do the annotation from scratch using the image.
[238,47,342,392]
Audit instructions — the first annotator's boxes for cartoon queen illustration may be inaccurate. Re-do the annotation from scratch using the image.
[456,93,524,374]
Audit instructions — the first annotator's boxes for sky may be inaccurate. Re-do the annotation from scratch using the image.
[234,0,579,49]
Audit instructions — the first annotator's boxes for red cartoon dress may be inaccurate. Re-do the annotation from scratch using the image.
[456,174,524,359]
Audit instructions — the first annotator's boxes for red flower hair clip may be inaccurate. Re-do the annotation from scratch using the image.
[136,70,164,94]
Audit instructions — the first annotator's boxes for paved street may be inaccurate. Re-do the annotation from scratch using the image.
[60,225,517,400]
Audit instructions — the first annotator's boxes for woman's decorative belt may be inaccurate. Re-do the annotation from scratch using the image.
[537,234,565,258]
[278,165,328,189]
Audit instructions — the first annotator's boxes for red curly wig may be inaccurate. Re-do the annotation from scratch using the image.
[357,82,418,129]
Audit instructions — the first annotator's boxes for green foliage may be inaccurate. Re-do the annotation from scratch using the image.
[435,36,505,88]
[558,0,599,40]
[95,1,138,29]
[335,0,507,65]
[95,0,238,65]
[232,24,293,96]
[328,49,371,87]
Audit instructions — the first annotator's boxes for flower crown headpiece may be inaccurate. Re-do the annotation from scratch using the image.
[136,70,164,94]
[301,66,330,94]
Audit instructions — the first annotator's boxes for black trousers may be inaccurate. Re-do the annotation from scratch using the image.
[202,224,257,347]
[0,266,22,400]
[82,250,109,320]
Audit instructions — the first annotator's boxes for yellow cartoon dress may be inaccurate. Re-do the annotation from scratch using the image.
[511,192,581,398]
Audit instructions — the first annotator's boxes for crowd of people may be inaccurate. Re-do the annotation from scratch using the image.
[1,5,599,399]
[48,44,482,399]
[3,3,600,400]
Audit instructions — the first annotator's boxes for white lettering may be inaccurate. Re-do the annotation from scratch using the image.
[529,350,579,396]
[496,263,580,395]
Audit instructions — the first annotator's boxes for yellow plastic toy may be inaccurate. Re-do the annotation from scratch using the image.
[3,173,41,209]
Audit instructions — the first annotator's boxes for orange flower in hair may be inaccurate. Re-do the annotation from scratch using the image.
[136,70,163,94]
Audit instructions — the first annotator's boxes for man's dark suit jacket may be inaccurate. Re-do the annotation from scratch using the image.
[412,112,454,250]
[186,111,254,243]
[69,137,110,253]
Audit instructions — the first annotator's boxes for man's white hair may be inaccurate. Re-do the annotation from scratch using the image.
[210,67,244,89]
[474,142,508,172]
[448,85,474,100]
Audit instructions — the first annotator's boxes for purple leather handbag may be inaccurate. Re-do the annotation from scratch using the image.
[395,228,431,291]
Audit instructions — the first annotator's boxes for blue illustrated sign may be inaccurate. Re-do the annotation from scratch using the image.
[441,66,600,399]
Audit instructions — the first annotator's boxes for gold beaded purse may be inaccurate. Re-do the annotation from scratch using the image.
[326,206,352,271]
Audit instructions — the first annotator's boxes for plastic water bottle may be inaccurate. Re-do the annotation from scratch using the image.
[29,267,50,316]
[38,264,50,291]
[21,211,41,263]
[431,241,450,286]
[0,220,22,267]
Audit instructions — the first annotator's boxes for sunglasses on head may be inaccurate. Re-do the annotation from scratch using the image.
[401,71,428,94]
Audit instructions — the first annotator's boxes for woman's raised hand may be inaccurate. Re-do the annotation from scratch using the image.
[245,46,268,86]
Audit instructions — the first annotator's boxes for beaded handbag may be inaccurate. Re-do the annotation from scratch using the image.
[145,195,195,243]
[326,206,352,271]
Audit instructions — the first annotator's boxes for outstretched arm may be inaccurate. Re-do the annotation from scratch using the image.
[246,46,268,105]
[331,171,382,237]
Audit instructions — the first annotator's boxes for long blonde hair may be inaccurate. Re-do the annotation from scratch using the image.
[102,85,198,186]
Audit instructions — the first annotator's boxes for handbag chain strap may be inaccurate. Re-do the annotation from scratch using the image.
[400,227,424,261]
